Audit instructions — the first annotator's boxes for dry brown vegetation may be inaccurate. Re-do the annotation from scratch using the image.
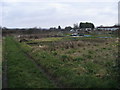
[19,36,119,88]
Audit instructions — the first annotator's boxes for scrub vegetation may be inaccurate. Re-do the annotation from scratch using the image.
[18,36,119,88]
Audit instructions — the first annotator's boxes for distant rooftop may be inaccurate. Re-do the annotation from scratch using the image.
[97,25,120,28]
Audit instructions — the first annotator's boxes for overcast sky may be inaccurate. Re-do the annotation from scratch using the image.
[0,0,119,28]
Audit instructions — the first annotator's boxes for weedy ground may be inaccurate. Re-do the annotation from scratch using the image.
[21,36,119,88]
[3,37,55,88]
[3,35,119,88]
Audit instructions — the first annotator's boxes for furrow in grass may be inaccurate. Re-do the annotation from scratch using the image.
[4,37,56,88]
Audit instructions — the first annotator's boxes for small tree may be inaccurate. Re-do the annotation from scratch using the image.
[73,23,79,29]
[79,22,95,29]
[58,26,61,30]
[65,26,72,31]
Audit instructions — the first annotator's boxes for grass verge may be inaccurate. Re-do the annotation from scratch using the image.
[3,36,55,88]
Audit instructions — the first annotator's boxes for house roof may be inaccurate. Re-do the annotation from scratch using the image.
[97,26,120,28]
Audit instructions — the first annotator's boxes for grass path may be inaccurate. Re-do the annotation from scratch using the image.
[3,37,56,88]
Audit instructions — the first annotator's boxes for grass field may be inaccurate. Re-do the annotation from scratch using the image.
[20,36,119,88]
[3,37,55,88]
[3,36,119,88]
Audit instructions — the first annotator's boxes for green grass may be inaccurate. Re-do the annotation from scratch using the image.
[5,36,119,88]
[21,36,119,88]
[3,37,55,88]
[28,37,63,43]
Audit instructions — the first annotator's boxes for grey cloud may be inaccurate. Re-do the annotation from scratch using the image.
[2,1,118,28]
